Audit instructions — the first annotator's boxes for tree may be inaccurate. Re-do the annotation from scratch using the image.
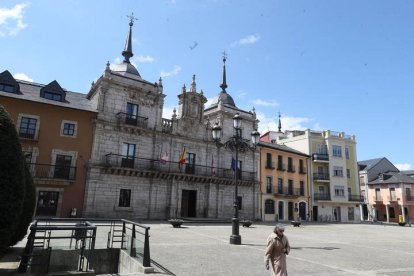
[0,104,33,249]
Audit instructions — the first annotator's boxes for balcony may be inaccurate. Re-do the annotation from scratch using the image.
[406,194,414,201]
[104,153,256,182]
[273,187,303,197]
[387,195,398,202]
[313,173,330,181]
[312,153,329,162]
[299,166,307,174]
[116,112,149,129]
[265,161,275,170]
[314,193,331,201]
[287,164,296,173]
[28,163,77,183]
[276,163,286,171]
[374,196,383,202]
[348,194,364,202]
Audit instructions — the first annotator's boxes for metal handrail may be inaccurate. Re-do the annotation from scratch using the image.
[28,163,77,180]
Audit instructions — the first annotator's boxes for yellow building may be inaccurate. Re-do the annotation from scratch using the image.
[259,140,310,222]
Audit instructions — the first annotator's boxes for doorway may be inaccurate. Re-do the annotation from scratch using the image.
[299,202,306,220]
[288,202,294,220]
[36,191,59,216]
[181,190,197,217]
[313,206,318,221]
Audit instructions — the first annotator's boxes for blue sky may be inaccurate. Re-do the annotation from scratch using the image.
[1,0,413,170]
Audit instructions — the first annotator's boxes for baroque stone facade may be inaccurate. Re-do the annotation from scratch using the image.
[83,22,260,220]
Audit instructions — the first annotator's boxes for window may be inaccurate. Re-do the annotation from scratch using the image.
[375,188,381,200]
[346,169,350,178]
[0,83,16,93]
[237,196,242,210]
[126,103,138,125]
[288,179,293,195]
[265,199,275,214]
[61,121,77,137]
[345,147,350,159]
[333,166,343,177]
[317,144,328,154]
[185,152,196,174]
[121,143,136,168]
[266,177,272,193]
[406,188,412,201]
[300,181,305,196]
[287,157,294,172]
[43,91,63,101]
[277,155,284,170]
[266,153,272,168]
[277,178,283,194]
[19,117,37,139]
[334,186,345,197]
[234,128,242,138]
[348,207,354,221]
[332,145,342,157]
[389,187,396,201]
[119,189,131,207]
[299,159,305,173]
[54,154,72,179]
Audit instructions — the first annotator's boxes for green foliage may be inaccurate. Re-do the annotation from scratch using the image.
[0,105,26,249]
[8,165,36,246]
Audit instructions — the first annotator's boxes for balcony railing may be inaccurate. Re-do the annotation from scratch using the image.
[406,194,414,201]
[265,161,275,169]
[313,173,330,181]
[273,187,302,196]
[19,132,36,140]
[287,164,296,172]
[348,195,364,202]
[105,153,255,181]
[28,163,77,180]
[299,166,307,174]
[387,195,398,202]
[314,193,331,201]
[116,112,148,129]
[312,153,329,161]
[277,163,286,171]
[374,195,383,201]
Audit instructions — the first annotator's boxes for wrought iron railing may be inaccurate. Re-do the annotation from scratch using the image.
[273,187,302,196]
[299,166,307,174]
[105,153,256,181]
[314,193,331,201]
[406,194,414,201]
[116,112,148,129]
[276,163,286,171]
[312,153,329,161]
[287,164,296,172]
[313,173,330,181]
[348,195,364,202]
[28,163,77,180]
[265,161,275,169]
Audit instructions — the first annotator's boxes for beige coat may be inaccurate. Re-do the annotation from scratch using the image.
[264,232,290,276]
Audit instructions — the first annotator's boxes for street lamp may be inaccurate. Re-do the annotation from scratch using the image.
[212,113,260,245]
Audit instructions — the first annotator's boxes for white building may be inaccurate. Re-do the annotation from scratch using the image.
[83,20,260,220]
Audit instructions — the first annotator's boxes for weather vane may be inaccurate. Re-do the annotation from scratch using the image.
[222,51,227,62]
[126,12,138,26]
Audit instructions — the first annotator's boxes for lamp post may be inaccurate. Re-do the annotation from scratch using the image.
[212,113,260,245]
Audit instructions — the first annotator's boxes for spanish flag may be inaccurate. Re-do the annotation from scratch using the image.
[179,146,186,169]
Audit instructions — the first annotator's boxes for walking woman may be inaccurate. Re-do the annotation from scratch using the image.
[264,224,290,276]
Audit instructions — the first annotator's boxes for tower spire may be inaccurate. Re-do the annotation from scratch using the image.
[220,51,228,93]
[278,112,282,132]
[122,13,138,63]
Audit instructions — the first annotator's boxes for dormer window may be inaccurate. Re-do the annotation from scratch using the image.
[40,80,66,102]
[0,70,20,94]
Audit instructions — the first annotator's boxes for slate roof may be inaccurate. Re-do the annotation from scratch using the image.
[357,157,384,171]
[258,141,310,157]
[368,171,414,185]
[0,79,97,113]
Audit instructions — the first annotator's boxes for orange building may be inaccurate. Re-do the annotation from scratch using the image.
[259,139,310,222]
[0,70,96,217]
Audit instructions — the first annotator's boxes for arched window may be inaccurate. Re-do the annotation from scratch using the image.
[265,199,275,214]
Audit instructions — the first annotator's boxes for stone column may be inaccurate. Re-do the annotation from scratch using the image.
[401,204,406,222]
[385,204,390,223]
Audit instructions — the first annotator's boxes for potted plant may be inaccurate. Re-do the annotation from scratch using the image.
[291,218,301,227]
[168,218,184,228]
[240,219,253,227]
